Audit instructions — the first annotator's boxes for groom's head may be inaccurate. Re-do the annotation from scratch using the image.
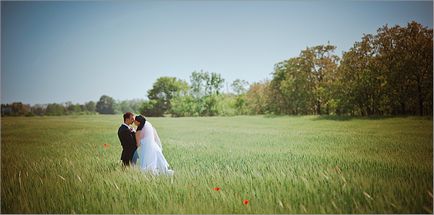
[123,112,135,125]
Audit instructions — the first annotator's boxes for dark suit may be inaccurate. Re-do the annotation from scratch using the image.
[117,124,137,166]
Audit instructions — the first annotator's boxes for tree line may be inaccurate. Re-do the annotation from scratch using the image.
[141,21,433,117]
[2,21,432,117]
[1,98,144,116]
[264,21,432,116]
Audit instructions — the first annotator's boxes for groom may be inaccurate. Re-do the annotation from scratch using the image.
[118,112,138,166]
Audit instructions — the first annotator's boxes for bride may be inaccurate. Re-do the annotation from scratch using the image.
[134,115,174,175]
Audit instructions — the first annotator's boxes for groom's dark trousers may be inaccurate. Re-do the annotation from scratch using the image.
[118,125,137,166]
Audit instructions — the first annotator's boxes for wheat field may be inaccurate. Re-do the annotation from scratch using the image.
[1,115,433,213]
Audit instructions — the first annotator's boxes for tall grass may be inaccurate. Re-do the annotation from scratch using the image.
[1,115,432,213]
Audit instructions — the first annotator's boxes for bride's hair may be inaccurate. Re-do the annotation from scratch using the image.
[135,115,146,131]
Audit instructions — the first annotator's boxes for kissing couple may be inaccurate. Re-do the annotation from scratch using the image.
[117,112,174,176]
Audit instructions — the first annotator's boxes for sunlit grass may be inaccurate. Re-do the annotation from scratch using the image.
[1,115,432,213]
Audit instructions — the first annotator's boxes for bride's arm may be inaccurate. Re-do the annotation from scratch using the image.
[135,131,141,147]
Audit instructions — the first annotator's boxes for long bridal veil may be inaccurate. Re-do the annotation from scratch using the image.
[153,127,163,150]
[138,121,173,176]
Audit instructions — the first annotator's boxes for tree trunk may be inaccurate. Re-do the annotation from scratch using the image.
[400,102,406,115]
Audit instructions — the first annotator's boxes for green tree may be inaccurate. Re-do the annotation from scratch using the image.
[140,100,163,117]
[278,57,314,115]
[146,77,189,116]
[31,104,46,116]
[336,21,433,116]
[170,95,199,117]
[84,101,96,113]
[45,103,66,116]
[298,44,339,115]
[190,70,225,98]
[189,71,225,116]
[66,102,83,114]
[209,72,225,95]
[118,100,134,113]
[231,79,249,115]
[231,79,249,95]
[245,80,272,115]
[1,102,31,116]
[375,21,433,115]
[337,34,382,116]
[96,95,116,114]
[268,44,338,115]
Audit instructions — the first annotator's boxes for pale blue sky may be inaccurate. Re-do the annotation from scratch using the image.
[1,0,433,105]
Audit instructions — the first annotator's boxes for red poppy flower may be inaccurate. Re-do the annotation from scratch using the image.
[103,144,109,148]
[213,187,221,191]
[243,199,249,205]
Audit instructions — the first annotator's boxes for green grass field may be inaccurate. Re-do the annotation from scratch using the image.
[1,115,433,213]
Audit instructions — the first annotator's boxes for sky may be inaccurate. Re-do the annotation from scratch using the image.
[1,0,433,105]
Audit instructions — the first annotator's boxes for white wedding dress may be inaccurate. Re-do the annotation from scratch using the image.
[138,121,174,176]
